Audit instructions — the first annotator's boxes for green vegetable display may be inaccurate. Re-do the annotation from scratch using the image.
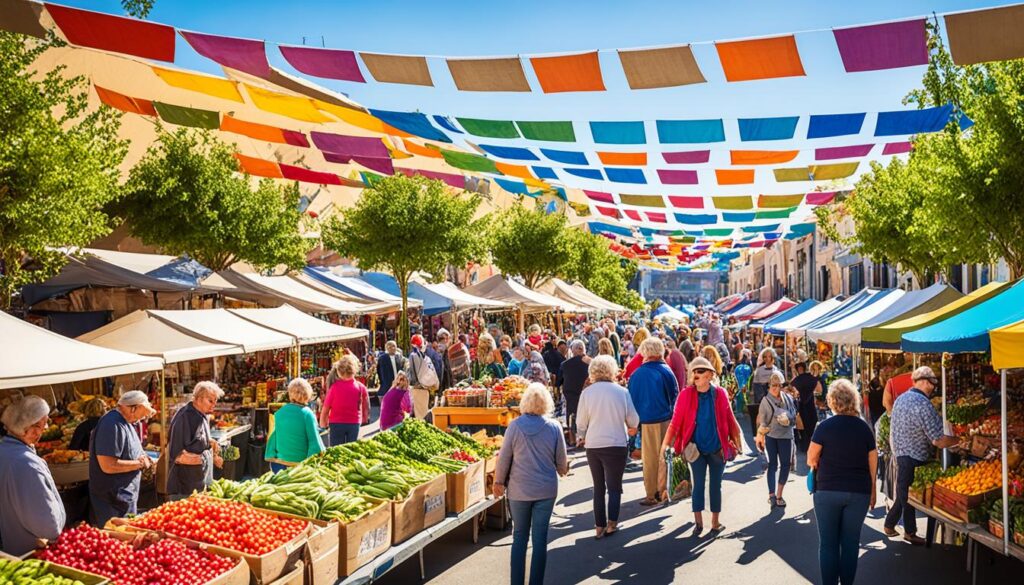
[389,419,495,461]
[0,558,86,585]
[946,401,988,425]
[671,456,690,489]
[912,462,962,489]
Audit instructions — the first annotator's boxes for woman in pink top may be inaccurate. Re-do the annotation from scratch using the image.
[319,354,370,446]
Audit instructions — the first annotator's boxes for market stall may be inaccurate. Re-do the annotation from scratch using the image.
[744,297,798,322]
[540,278,629,313]
[220,269,396,315]
[464,274,588,335]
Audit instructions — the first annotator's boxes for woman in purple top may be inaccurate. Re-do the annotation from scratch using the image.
[379,372,413,431]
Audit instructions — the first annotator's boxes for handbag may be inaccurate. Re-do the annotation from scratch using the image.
[683,441,700,463]
[807,468,817,494]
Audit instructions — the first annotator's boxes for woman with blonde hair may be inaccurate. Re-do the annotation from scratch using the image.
[700,345,724,384]
[494,383,568,585]
[320,354,370,446]
[597,337,615,357]
[472,333,508,381]
[746,348,783,438]
[266,378,325,471]
[622,327,651,381]
[808,379,878,585]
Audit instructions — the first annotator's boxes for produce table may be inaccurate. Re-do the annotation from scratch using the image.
[910,500,1024,583]
[431,407,519,432]
[337,495,505,584]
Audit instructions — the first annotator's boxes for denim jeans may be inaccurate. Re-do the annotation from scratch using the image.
[765,436,793,494]
[884,456,923,535]
[509,498,555,585]
[690,452,726,513]
[586,446,628,527]
[328,423,360,446]
[814,490,870,585]
[270,462,288,473]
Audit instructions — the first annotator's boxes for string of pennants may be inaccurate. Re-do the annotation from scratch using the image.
[22,1,1024,94]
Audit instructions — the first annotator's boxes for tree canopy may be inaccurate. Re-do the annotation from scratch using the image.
[322,174,485,349]
[562,227,644,310]
[0,32,129,307]
[115,128,312,272]
[488,204,570,289]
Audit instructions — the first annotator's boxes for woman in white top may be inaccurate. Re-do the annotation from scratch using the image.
[576,355,640,539]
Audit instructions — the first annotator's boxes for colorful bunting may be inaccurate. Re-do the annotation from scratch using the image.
[494,162,536,180]
[743,224,780,233]
[675,213,718,225]
[494,177,540,195]
[738,117,799,141]
[617,46,706,89]
[245,85,333,123]
[715,35,805,82]
[401,140,443,158]
[657,120,725,144]
[477,144,538,160]
[605,168,646,184]
[945,4,1024,65]
[619,194,665,207]
[94,85,156,117]
[668,196,704,209]
[278,45,366,82]
[531,166,559,180]
[730,150,799,165]
[882,141,913,155]
[310,132,389,158]
[516,121,576,142]
[564,168,604,180]
[806,191,838,205]
[322,152,395,175]
[315,102,411,137]
[598,152,647,166]
[814,144,873,160]
[647,212,668,223]
[45,3,175,62]
[623,210,643,221]
[397,168,466,189]
[152,101,219,129]
[713,196,754,210]
[369,110,451,142]
[756,207,798,220]
[447,57,531,92]
[807,113,866,138]
[234,153,284,178]
[180,31,270,78]
[456,118,520,139]
[596,206,622,219]
[590,121,646,145]
[440,150,499,174]
[432,116,463,134]
[280,163,342,185]
[656,169,699,185]
[757,193,804,208]
[221,115,309,147]
[722,212,756,222]
[541,149,589,165]
[530,51,605,93]
[663,150,712,164]
[833,20,928,72]
[716,169,755,185]
[359,53,433,86]
[151,66,244,102]
[874,105,952,136]
[773,162,859,182]
[584,191,615,203]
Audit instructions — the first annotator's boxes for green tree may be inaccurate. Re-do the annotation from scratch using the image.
[115,128,311,271]
[0,32,129,307]
[322,174,485,349]
[488,205,569,289]
[121,0,155,18]
[563,228,644,310]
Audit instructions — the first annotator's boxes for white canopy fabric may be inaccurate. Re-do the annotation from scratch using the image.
[730,302,768,319]
[149,309,295,353]
[654,304,690,322]
[229,305,368,345]
[1,311,161,389]
[293,272,411,309]
[464,275,588,313]
[419,281,512,311]
[79,310,242,364]
[765,297,845,336]
[222,270,392,314]
[806,290,907,343]
[543,278,629,312]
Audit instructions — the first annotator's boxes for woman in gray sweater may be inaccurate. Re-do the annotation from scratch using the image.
[494,383,569,585]
[755,371,798,507]
[576,355,640,539]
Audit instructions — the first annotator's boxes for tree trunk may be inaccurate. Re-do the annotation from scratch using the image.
[397,273,411,352]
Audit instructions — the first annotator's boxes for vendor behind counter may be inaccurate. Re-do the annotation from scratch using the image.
[67,398,107,452]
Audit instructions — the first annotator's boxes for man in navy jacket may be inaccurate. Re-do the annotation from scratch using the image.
[628,337,679,504]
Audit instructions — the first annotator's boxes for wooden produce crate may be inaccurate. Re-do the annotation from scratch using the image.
[267,560,303,585]
[989,518,1005,539]
[251,510,339,585]
[337,501,391,578]
[446,460,486,514]
[391,474,446,545]
[931,483,1000,524]
[908,485,934,508]
[102,530,250,585]
[484,455,498,475]
[0,553,109,585]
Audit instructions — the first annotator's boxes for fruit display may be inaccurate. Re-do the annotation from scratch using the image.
[208,471,375,523]
[946,395,989,425]
[43,450,89,464]
[443,386,487,407]
[911,462,963,489]
[493,376,528,406]
[0,558,90,585]
[129,496,308,555]
[935,459,1008,496]
[35,524,237,585]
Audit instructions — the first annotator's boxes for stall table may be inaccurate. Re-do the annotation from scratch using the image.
[431,407,519,432]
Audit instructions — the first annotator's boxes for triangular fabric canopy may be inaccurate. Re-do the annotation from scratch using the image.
[464,275,587,313]
[902,279,1024,353]
[861,281,1008,350]
[746,297,798,321]
[301,267,421,307]
[990,318,1024,370]
[358,272,450,316]
[229,305,367,345]
[751,298,817,329]
[542,278,629,312]
[78,310,242,364]
[795,288,885,335]
[731,302,768,319]
[764,296,845,336]
[146,309,295,353]
[1,311,161,389]
[417,281,513,312]
[837,283,962,348]
[220,269,393,314]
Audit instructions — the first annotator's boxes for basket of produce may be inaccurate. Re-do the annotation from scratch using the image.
[932,460,1005,523]
[946,396,989,428]
[0,556,107,585]
[669,455,692,500]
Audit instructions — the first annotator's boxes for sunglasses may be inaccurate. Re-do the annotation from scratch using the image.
[693,368,712,375]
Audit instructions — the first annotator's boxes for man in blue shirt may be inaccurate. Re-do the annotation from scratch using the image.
[89,391,155,527]
[884,366,958,545]
[628,337,679,505]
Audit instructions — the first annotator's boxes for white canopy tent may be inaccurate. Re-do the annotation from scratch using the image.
[804,290,905,342]
[542,278,629,312]
[464,275,588,313]
[221,270,394,314]
[229,305,368,345]
[419,281,512,311]
[1,311,161,390]
[763,297,845,336]
[78,310,242,364]
[148,309,295,354]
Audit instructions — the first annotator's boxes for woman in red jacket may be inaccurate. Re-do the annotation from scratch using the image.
[661,357,742,536]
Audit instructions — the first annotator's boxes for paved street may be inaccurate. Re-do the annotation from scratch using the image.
[377,418,1021,584]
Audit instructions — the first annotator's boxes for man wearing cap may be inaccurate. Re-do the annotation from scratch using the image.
[89,391,155,527]
[406,334,439,419]
[884,366,959,545]
[167,381,224,499]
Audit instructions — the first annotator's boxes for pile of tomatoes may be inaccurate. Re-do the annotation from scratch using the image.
[449,450,477,463]
[129,496,307,555]
[36,524,236,585]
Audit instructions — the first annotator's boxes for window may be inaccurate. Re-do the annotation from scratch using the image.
[849,264,865,294]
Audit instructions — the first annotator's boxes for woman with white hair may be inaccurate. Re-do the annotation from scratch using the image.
[0,396,65,555]
[493,383,568,585]
[168,381,225,498]
[746,348,783,438]
[808,379,878,585]
[265,378,325,471]
[755,371,797,507]
[576,356,639,538]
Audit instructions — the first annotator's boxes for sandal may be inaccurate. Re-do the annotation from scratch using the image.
[692,524,704,537]
[605,521,618,536]
[594,527,606,540]
[776,497,787,507]
[711,524,725,534]
[768,495,777,507]
[639,497,660,506]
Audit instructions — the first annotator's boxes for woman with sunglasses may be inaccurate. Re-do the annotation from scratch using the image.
[755,371,798,507]
[661,357,742,536]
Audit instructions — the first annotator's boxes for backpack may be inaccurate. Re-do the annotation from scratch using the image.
[411,350,439,391]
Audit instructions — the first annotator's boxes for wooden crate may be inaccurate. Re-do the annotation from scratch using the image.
[445,460,486,514]
[391,474,446,545]
[931,483,1000,524]
[0,553,108,585]
[338,501,392,578]
[989,518,1005,539]
[267,560,303,585]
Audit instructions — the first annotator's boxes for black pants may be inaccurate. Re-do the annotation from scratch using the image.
[565,392,581,432]
[746,404,760,437]
[586,446,628,528]
[797,404,818,451]
[884,456,923,535]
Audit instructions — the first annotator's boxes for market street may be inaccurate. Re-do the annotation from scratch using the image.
[377,422,1020,584]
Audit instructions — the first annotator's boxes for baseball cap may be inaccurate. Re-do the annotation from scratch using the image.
[410,334,424,348]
